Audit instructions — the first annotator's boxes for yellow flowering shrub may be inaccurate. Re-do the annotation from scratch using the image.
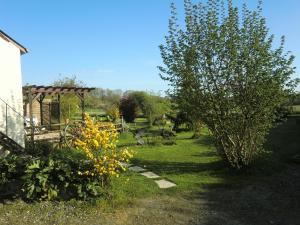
[73,113,133,183]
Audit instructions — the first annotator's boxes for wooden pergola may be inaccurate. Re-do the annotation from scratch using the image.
[23,85,95,143]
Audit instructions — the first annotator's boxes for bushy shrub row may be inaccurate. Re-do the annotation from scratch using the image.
[0,113,133,201]
[23,149,106,201]
[0,153,27,196]
[0,149,108,201]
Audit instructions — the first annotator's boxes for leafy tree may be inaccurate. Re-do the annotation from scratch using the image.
[125,91,172,125]
[171,111,193,131]
[53,76,84,120]
[292,92,300,105]
[85,88,122,113]
[130,91,155,124]
[105,103,120,122]
[119,95,139,123]
[159,0,298,169]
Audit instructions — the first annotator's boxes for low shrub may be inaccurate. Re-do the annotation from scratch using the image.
[2,113,133,202]
[162,138,177,146]
[73,113,133,184]
[25,140,54,157]
[0,153,27,196]
[274,105,293,122]
[141,134,176,146]
[147,135,164,146]
[0,154,18,186]
[23,149,106,201]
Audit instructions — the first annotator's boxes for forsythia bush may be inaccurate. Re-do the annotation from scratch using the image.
[73,113,133,184]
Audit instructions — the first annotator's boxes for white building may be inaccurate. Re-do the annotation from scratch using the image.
[0,30,28,148]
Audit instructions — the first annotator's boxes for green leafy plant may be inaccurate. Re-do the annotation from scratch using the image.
[0,153,27,197]
[23,159,60,200]
[159,0,298,169]
[25,140,53,157]
[105,103,120,122]
[0,154,18,186]
[22,149,106,201]
[119,94,139,122]
[53,76,84,120]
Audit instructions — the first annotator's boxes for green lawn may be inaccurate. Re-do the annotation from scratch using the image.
[292,104,300,114]
[1,116,299,225]
[0,130,226,224]
[128,132,224,192]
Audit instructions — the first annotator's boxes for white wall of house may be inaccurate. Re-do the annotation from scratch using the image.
[0,36,25,147]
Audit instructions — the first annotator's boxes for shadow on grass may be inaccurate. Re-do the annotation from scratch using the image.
[191,151,218,158]
[189,164,300,225]
[0,180,23,203]
[193,135,215,146]
[132,158,226,175]
[265,115,300,161]
[186,115,300,225]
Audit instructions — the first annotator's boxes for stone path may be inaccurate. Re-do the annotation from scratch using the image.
[120,162,132,168]
[125,164,176,189]
[128,166,147,172]
[155,179,177,189]
[141,171,160,179]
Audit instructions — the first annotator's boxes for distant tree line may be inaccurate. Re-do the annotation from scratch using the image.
[51,76,174,126]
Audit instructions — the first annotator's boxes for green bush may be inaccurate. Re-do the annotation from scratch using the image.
[162,137,177,146]
[147,135,164,146]
[172,112,193,132]
[23,149,107,201]
[274,105,293,122]
[144,134,176,146]
[0,153,27,196]
[0,154,18,186]
[1,146,114,201]
[119,95,139,122]
[25,140,54,158]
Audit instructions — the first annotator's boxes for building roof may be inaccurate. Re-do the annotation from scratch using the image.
[0,30,28,54]
[23,85,95,95]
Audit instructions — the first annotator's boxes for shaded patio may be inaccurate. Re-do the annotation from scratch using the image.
[23,85,95,144]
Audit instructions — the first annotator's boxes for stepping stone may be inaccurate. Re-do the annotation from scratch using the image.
[141,171,160,179]
[155,179,176,189]
[136,138,145,145]
[119,162,132,168]
[128,166,147,172]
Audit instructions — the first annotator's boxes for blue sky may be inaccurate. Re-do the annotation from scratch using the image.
[1,0,299,93]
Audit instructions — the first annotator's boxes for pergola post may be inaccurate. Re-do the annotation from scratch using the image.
[81,93,85,120]
[37,94,45,125]
[82,95,85,112]
[76,92,85,120]
[58,94,61,128]
[23,85,95,134]
[27,87,34,144]
[49,102,52,130]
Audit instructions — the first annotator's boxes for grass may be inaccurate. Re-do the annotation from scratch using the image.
[130,134,224,193]
[292,104,300,114]
[1,116,299,224]
[71,108,106,120]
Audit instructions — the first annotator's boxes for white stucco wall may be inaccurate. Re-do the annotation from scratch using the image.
[0,37,25,147]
